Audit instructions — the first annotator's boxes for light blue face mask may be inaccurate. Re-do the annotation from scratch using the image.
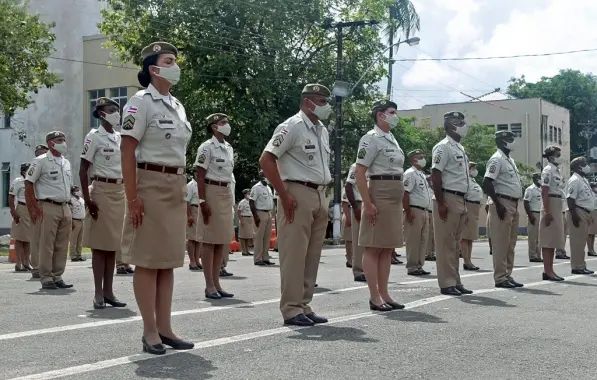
[384,113,399,129]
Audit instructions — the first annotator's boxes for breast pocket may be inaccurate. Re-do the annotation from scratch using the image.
[150,118,177,143]
[100,147,117,161]
[382,149,398,168]
[303,144,319,167]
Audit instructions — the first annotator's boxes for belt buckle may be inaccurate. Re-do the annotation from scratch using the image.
[176,168,184,175]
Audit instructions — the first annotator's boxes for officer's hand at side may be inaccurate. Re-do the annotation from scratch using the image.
[528,214,536,225]
[187,215,194,227]
[571,212,580,228]
[405,209,415,224]
[345,217,351,228]
[87,200,99,220]
[254,215,261,228]
[363,202,378,226]
[544,213,553,226]
[11,210,20,224]
[438,202,448,221]
[200,202,211,225]
[280,192,297,223]
[30,204,43,223]
[353,205,362,223]
[129,198,144,229]
[496,202,506,220]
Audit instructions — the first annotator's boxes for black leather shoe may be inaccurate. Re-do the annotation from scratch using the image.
[159,334,194,350]
[425,256,436,261]
[116,267,128,275]
[588,251,597,257]
[142,337,166,355]
[369,301,393,312]
[205,289,222,299]
[507,278,524,287]
[391,257,403,265]
[254,261,266,266]
[284,314,315,326]
[555,254,570,260]
[440,286,462,296]
[354,274,366,282]
[217,290,234,298]
[529,257,543,262]
[93,299,105,309]
[385,300,405,310]
[125,266,135,273]
[419,269,431,275]
[407,269,426,276]
[542,273,564,281]
[455,285,473,294]
[305,312,328,324]
[42,282,58,289]
[495,280,516,288]
[104,297,127,307]
[189,264,201,271]
[346,262,352,268]
[463,264,479,271]
[263,260,275,266]
[55,280,73,289]
[219,269,233,277]
[572,268,595,275]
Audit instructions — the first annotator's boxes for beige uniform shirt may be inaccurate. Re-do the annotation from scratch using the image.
[121,84,192,167]
[356,126,404,176]
[523,184,542,212]
[431,136,469,194]
[194,136,234,182]
[541,163,563,196]
[403,166,432,210]
[465,178,483,202]
[345,163,362,202]
[185,179,199,206]
[566,173,594,210]
[69,196,86,219]
[249,181,274,211]
[9,177,26,204]
[26,153,72,203]
[484,149,522,199]
[81,125,122,179]
[263,111,332,185]
[237,198,252,216]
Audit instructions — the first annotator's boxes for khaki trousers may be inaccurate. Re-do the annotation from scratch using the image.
[351,202,364,277]
[433,193,466,288]
[405,207,429,272]
[254,210,272,262]
[30,220,41,276]
[278,182,328,320]
[38,202,72,284]
[489,199,519,283]
[69,219,83,259]
[568,209,592,270]
[527,211,540,260]
[426,212,435,257]
[342,214,353,264]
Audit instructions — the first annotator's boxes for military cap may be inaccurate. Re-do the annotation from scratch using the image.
[495,130,515,140]
[242,188,251,195]
[141,41,178,61]
[301,84,331,98]
[469,161,477,167]
[542,145,561,157]
[205,113,228,126]
[92,97,120,119]
[371,99,398,114]
[407,149,425,158]
[20,163,30,172]
[570,156,586,167]
[34,144,48,152]
[444,111,465,120]
[45,131,66,142]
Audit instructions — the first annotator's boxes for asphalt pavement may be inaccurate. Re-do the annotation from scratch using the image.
[1,240,596,380]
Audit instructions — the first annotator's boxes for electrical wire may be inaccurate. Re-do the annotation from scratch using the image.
[395,47,597,62]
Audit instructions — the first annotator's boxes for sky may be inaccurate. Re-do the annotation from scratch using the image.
[388,0,597,110]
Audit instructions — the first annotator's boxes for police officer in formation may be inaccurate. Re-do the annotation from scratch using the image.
[249,171,275,266]
[482,131,524,288]
[461,161,482,271]
[341,185,353,268]
[185,177,202,271]
[237,189,255,256]
[260,83,332,326]
[68,186,86,262]
[29,144,49,279]
[345,162,366,282]
[9,163,32,272]
[523,173,543,262]
[588,182,597,256]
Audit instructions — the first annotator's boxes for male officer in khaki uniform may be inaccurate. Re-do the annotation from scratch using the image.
[403,149,432,276]
[431,111,473,296]
[260,83,332,326]
[25,131,74,289]
[482,131,524,288]
[29,144,49,279]
[524,173,543,262]
[249,171,275,265]
[68,185,86,261]
[344,162,366,281]
[565,157,595,274]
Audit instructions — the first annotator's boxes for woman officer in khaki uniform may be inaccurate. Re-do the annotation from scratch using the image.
[194,113,235,300]
[354,100,406,312]
[120,41,194,355]
[9,163,32,272]
[80,96,127,309]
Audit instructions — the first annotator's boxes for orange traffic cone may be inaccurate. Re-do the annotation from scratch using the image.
[8,239,17,263]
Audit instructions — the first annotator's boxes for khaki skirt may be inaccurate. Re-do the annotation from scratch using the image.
[238,216,255,239]
[462,202,480,241]
[590,210,597,234]
[359,180,404,248]
[197,183,233,244]
[83,181,125,251]
[186,205,200,242]
[121,169,186,269]
[539,196,564,249]
[11,204,32,242]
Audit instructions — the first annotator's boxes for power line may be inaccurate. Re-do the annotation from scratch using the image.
[395,47,597,62]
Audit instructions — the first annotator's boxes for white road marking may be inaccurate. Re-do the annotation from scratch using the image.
[11,275,584,380]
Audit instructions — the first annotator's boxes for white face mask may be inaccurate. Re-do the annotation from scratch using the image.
[311,101,333,120]
[155,63,181,85]
[470,169,478,177]
[52,141,67,154]
[581,165,591,174]
[102,111,121,127]
[218,123,231,137]
[384,113,399,129]
[415,158,426,168]
[454,123,469,138]
[504,141,514,151]
[551,156,562,165]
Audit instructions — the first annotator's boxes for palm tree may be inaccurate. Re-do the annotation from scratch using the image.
[387,0,420,96]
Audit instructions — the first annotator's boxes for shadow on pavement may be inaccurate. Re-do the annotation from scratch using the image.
[85,307,138,319]
[202,298,249,306]
[562,280,597,288]
[383,309,446,323]
[220,276,248,281]
[314,287,333,293]
[458,295,515,308]
[513,287,560,296]
[26,288,76,296]
[135,352,216,379]
[288,325,377,343]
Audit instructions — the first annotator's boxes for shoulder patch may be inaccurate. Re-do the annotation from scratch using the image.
[433,151,442,163]
[349,172,356,180]
[27,165,35,176]
[197,153,206,164]
[272,134,284,147]
[357,148,366,159]
[122,115,135,130]
[404,178,410,187]
[488,164,497,173]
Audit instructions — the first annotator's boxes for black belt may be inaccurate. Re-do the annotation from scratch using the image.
[17,201,26,206]
[410,205,431,212]
[496,194,519,202]
[369,175,402,181]
[443,189,466,197]
[72,218,84,221]
[40,199,66,206]
[577,205,592,213]
[93,176,123,184]
[137,162,184,175]
[287,180,326,191]
[548,194,562,198]
[205,179,229,187]
[257,209,272,212]
[190,204,199,208]
[466,200,481,204]
[530,210,540,213]
[241,215,253,218]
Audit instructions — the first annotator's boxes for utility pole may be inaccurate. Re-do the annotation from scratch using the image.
[579,120,596,157]
[386,22,394,97]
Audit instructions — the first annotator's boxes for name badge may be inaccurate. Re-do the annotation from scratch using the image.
[216,158,225,162]
[158,119,174,124]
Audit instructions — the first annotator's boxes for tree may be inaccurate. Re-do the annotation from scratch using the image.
[100,0,419,197]
[0,0,60,114]
[507,69,597,157]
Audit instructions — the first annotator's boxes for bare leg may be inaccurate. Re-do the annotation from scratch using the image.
[213,244,225,291]
[194,242,202,267]
[22,242,31,267]
[133,267,159,344]
[92,250,106,302]
[103,251,116,299]
[156,268,179,339]
[378,249,394,303]
[363,247,382,305]
[542,247,556,276]
[15,240,26,269]
[588,234,595,254]
[187,241,196,267]
[201,243,216,293]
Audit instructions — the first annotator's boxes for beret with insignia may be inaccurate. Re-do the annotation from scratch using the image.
[242,188,251,195]
[495,130,514,140]
[469,161,477,167]
[34,144,48,152]
[407,149,424,158]
[371,99,398,116]
[45,131,66,142]
[93,97,120,118]
[141,41,178,61]
[205,113,228,126]
[443,111,464,120]
[542,145,561,158]
[302,83,331,98]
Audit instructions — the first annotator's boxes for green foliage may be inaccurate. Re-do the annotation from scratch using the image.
[461,124,497,181]
[507,69,597,157]
[0,0,60,113]
[100,0,419,197]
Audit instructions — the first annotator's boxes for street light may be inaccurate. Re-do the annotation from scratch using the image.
[387,37,420,96]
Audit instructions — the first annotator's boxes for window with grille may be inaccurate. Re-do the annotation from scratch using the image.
[510,123,522,137]
[1,162,10,208]
[89,89,106,129]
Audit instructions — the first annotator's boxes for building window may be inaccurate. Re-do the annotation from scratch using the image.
[0,114,10,129]
[109,87,128,112]
[541,115,548,141]
[497,124,508,132]
[510,123,522,137]
[557,127,562,145]
[549,125,554,142]
[89,89,106,129]
[1,162,10,208]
